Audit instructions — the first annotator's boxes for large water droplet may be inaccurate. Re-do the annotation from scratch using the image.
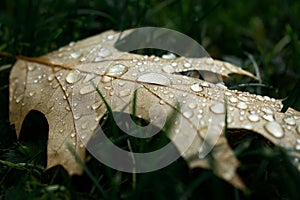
[190,84,203,92]
[70,51,81,59]
[237,102,248,109]
[284,117,296,126]
[210,103,225,114]
[263,115,274,121]
[264,121,284,138]
[137,73,171,86]
[162,65,175,73]
[28,65,36,71]
[162,53,176,59]
[107,64,128,77]
[247,114,260,122]
[80,84,95,95]
[66,70,81,84]
[261,107,273,115]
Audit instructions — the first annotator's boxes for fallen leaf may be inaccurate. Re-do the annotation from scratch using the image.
[8,29,300,191]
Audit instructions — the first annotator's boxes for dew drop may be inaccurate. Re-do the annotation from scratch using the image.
[210,103,225,114]
[81,121,89,130]
[71,133,76,138]
[119,88,131,97]
[70,51,81,59]
[137,73,171,86]
[15,94,24,103]
[162,53,176,59]
[162,65,175,73]
[237,102,248,109]
[200,81,209,87]
[190,84,203,92]
[261,107,273,115]
[183,111,193,118]
[295,144,300,150]
[48,74,55,82]
[107,64,128,77]
[205,57,214,64]
[229,96,238,103]
[28,65,36,71]
[263,115,274,121]
[283,117,296,126]
[224,91,232,96]
[237,94,249,102]
[101,76,112,83]
[66,70,81,84]
[107,34,114,40]
[183,62,192,68]
[171,62,178,67]
[188,102,197,109]
[264,121,284,138]
[297,125,300,134]
[80,84,95,95]
[247,114,260,122]
[29,92,35,97]
[92,101,102,110]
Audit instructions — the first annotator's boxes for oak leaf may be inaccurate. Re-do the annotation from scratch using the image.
[8,29,300,191]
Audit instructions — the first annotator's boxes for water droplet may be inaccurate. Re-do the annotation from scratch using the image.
[229,96,238,103]
[261,107,273,115]
[263,115,274,121]
[247,114,260,122]
[101,76,112,82]
[237,102,248,109]
[190,84,203,92]
[295,144,300,150]
[106,64,128,77]
[283,117,296,126]
[162,53,176,59]
[66,70,81,84]
[137,73,171,86]
[81,121,89,130]
[188,102,197,109]
[80,84,95,95]
[224,91,232,96]
[159,100,166,105]
[48,74,55,82]
[94,48,111,61]
[107,34,114,40]
[29,92,35,97]
[15,94,24,103]
[210,103,225,114]
[200,81,209,87]
[119,88,131,97]
[65,106,71,111]
[70,51,81,59]
[153,57,160,62]
[264,121,284,138]
[171,62,178,67]
[162,65,175,73]
[205,57,214,64]
[71,133,76,138]
[183,111,193,118]
[28,65,36,71]
[33,79,39,84]
[92,101,102,110]
[183,62,192,68]
[237,95,249,102]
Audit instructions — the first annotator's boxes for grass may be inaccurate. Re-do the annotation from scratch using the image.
[1,0,300,199]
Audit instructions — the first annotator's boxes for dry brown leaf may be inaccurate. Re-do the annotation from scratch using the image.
[9,29,300,191]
